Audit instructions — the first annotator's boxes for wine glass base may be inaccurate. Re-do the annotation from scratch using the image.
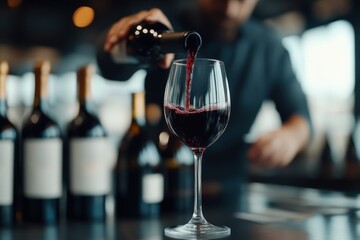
[165,222,230,239]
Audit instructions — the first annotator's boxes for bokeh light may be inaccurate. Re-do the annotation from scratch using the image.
[8,0,22,8]
[73,6,95,28]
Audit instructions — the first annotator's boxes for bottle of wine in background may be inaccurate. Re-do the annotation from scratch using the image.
[0,61,18,227]
[318,133,337,180]
[158,127,193,214]
[116,91,164,218]
[97,21,202,81]
[343,132,360,181]
[21,60,63,224]
[67,65,110,222]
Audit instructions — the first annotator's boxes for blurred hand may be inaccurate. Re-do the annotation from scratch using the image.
[104,8,175,69]
[247,115,310,168]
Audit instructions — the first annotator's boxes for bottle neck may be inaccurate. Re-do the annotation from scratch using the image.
[131,92,146,126]
[33,74,47,110]
[78,79,92,112]
[0,98,6,117]
[0,74,7,117]
[159,31,202,53]
[79,98,92,112]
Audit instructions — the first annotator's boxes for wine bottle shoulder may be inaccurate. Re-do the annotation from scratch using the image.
[119,129,161,165]
[0,116,17,140]
[22,109,62,138]
[120,128,146,148]
[121,122,149,140]
[0,115,15,128]
[68,110,106,138]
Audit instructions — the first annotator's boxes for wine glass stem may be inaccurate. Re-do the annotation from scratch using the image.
[191,149,206,224]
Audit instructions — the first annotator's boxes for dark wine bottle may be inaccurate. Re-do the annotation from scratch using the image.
[22,60,63,224]
[0,61,18,227]
[97,21,202,81]
[343,133,360,180]
[67,65,110,222]
[116,91,164,219]
[158,127,193,214]
[318,133,337,180]
[124,22,202,62]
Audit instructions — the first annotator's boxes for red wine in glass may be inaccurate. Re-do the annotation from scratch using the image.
[164,105,230,149]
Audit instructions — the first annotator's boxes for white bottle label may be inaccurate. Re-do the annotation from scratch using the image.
[70,138,111,195]
[0,140,14,205]
[142,173,164,204]
[24,138,62,198]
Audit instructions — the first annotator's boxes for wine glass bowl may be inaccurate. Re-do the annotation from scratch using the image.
[164,105,230,150]
[164,58,231,239]
[164,59,230,150]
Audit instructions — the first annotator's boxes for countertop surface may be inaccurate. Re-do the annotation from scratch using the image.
[2,183,360,240]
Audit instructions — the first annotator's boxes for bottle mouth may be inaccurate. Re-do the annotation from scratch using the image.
[184,31,202,52]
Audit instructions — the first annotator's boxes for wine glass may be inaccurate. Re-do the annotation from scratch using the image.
[164,58,231,239]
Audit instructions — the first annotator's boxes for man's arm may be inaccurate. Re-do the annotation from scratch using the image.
[247,35,311,168]
[247,114,310,167]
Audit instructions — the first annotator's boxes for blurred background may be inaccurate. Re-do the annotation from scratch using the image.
[0,0,359,189]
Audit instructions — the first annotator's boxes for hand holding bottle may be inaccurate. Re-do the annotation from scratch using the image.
[104,8,175,69]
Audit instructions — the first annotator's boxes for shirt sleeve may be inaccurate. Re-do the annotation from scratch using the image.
[267,38,312,131]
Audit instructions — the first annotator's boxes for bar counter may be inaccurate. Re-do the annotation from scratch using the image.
[2,183,360,240]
